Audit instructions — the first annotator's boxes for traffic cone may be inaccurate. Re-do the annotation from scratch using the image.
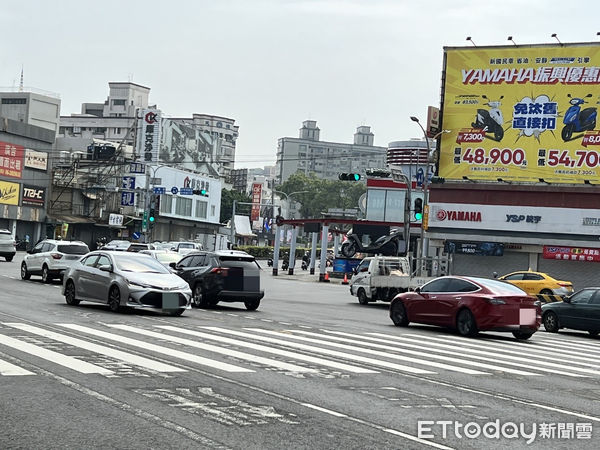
[324,272,330,282]
[342,273,349,285]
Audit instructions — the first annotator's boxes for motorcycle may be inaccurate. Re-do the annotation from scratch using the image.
[301,253,309,270]
[562,94,597,142]
[340,229,405,258]
[472,95,505,141]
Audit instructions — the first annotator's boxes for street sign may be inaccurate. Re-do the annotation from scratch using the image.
[150,177,162,185]
[120,192,134,206]
[153,187,166,195]
[122,176,136,190]
[132,231,141,240]
[180,187,193,195]
[171,187,179,195]
[416,168,424,187]
[108,214,123,227]
[129,162,145,174]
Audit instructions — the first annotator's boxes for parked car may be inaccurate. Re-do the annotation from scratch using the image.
[103,240,131,251]
[139,249,182,270]
[170,250,264,310]
[0,229,16,262]
[494,270,573,296]
[389,276,541,340]
[21,240,90,282]
[62,251,191,316]
[542,288,600,336]
[170,241,202,256]
[126,243,157,252]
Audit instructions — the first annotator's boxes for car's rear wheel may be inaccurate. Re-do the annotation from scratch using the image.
[540,289,553,295]
[20,262,31,280]
[5,255,13,262]
[542,311,559,333]
[357,288,369,305]
[244,299,260,311]
[64,280,80,306]
[512,331,533,340]
[390,301,409,327]
[42,265,52,284]
[108,286,121,313]
[456,309,478,337]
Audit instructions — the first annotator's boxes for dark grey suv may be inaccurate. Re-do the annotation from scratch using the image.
[170,250,264,310]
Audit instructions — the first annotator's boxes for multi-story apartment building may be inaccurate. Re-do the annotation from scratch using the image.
[275,120,387,184]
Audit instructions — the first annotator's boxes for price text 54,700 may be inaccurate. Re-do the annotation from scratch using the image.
[547,149,600,168]
[462,147,526,166]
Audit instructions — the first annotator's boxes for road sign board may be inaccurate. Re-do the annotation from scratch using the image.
[171,187,179,195]
[150,177,162,185]
[122,176,136,190]
[132,231,141,240]
[153,187,166,195]
[129,162,145,174]
[120,192,134,206]
[180,187,193,195]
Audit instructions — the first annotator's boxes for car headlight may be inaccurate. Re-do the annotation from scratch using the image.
[128,280,152,289]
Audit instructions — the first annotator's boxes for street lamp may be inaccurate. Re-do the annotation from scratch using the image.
[273,190,309,219]
[410,116,451,274]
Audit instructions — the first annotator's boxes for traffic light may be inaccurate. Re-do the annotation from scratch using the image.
[275,215,284,226]
[149,194,157,228]
[414,198,423,221]
[430,176,445,184]
[193,189,209,197]
[339,173,362,181]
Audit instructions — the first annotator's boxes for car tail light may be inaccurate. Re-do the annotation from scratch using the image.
[51,253,63,260]
[211,267,228,276]
[557,282,571,287]
[485,298,506,305]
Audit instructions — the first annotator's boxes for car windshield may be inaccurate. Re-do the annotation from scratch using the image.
[156,252,182,264]
[113,254,170,274]
[472,277,528,294]
[178,243,195,248]
[57,244,89,255]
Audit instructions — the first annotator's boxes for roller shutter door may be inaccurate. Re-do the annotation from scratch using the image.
[451,251,529,278]
[537,258,599,291]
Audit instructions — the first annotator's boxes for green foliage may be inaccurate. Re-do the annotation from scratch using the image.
[276,172,366,218]
[220,188,252,223]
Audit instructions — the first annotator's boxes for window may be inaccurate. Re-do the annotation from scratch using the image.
[216,121,223,128]
[112,99,126,106]
[523,273,544,281]
[161,195,173,214]
[175,197,192,216]
[57,244,89,255]
[420,278,450,293]
[447,279,479,293]
[504,273,524,281]
[570,289,595,304]
[1,98,27,104]
[211,205,215,216]
[178,256,195,267]
[589,290,600,304]
[41,243,54,253]
[114,128,121,134]
[94,127,106,133]
[83,255,99,267]
[195,200,207,218]
[188,255,206,267]
[357,260,370,273]
[95,255,111,268]
[226,124,230,129]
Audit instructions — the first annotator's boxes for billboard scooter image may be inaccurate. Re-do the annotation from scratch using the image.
[562,94,597,142]
[471,95,505,141]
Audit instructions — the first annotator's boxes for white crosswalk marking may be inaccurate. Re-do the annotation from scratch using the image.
[0,333,113,375]
[58,324,252,373]
[289,329,539,376]
[107,324,316,373]
[248,328,491,375]
[203,327,436,375]
[371,332,594,377]
[4,323,185,373]
[157,325,377,374]
[0,357,35,376]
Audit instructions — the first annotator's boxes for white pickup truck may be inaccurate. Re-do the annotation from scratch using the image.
[349,256,435,304]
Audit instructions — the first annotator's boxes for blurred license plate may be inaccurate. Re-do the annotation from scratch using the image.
[519,308,536,325]
[65,255,80,260]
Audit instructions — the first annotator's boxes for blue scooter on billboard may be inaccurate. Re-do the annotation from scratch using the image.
[471,95,505,141]
[562,94,597,142]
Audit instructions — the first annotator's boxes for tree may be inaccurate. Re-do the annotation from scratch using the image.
[220,188,252,223]
[277,172,366,218]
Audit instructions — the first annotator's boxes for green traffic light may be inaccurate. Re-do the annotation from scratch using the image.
[415,213,423,221]
[149,216,155,222]
[200,189,207,195]
[353,174,360,181]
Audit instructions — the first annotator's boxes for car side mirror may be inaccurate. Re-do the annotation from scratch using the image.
[98,265,112,272]
[352,267,358,274]
[492,272,498,278]
[563,296,571,303]
[415,287,421,294]
[169,262,178,269]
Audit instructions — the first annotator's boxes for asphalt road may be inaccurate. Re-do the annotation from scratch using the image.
[1,253,599,449]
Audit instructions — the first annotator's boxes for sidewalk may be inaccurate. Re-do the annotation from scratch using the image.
[258,262,347,284]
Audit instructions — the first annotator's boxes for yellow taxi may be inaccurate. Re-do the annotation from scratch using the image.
[496,270,573,296]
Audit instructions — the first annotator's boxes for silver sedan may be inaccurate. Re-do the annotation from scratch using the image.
[62,251,192,316]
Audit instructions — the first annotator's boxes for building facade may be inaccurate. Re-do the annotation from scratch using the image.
[276,120,387,184]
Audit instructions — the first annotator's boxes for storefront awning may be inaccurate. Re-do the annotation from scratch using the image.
[46,214,95,224]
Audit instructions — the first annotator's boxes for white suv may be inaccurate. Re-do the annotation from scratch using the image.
[21,239,90,282]
[0,229,16,262]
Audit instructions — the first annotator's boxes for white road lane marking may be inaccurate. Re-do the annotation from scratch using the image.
[158,325,376,374]
[109,324,316,373]
[0,333,112,375]
[290,329,538,376]
[0,357,35,376]
[381,333,597,377]
[540,337,600,354]
[4,323,185,373]
[250,329,488,375]
[58,324,252,373]
[203,327,435,375]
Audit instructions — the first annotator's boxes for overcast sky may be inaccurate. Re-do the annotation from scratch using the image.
[2,0,599,168]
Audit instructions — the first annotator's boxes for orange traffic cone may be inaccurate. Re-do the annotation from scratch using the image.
[324,271,330,282]
[342,273,349,285]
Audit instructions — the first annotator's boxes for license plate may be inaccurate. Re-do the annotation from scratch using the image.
[65,255,80,260]
[519,308,536,325]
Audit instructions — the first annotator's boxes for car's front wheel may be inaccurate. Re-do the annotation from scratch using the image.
[542,311,559,333]
[390,301,409,327]
[64,280,80,306]
[244,299,260,311]
[357,288,369,305]
[108,286,121,313]
[512,331,533,340]
[456,309,478,337]
[21,262,31,280]
[539,289,553,295]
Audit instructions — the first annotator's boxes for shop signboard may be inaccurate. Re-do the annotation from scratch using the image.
[543,245,600,262]
[24,149,48,171]
[0,180,20,205]
[251,183,262,222]
[440,43,600,184]
[444,241,504,256]
[0,141,24,178]
[22,185,46,207]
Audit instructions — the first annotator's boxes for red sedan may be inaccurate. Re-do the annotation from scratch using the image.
[389,276,542,340]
